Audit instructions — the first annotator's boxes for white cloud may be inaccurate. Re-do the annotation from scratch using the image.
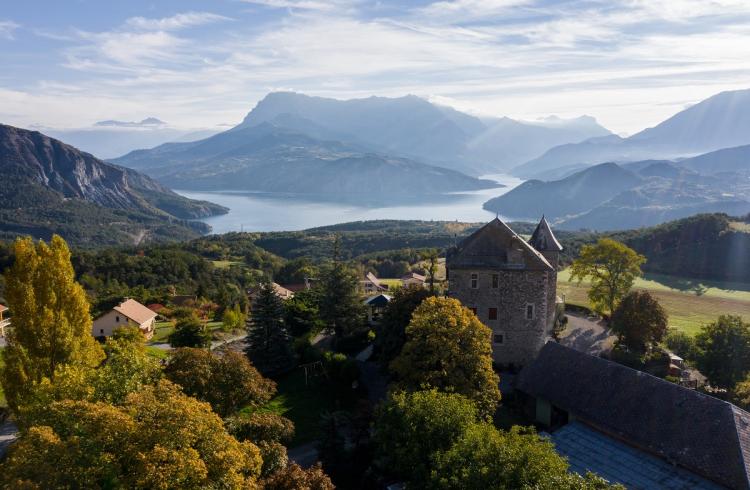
[124,11,232,31]
[0,20,20,40]
[239,0,356,11]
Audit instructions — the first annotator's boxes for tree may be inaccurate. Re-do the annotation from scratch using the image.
[390,297,500,418]
[0,380,263,489]
[430,423,620,490]
[694,315,750,389]
[283,289,324,338]
[374,284,434,371]
[664,328,698,361]
[610,291,668,353]
[222,304,243,331]
[732,374,750,410]
[423,248,439,292]
[1,235,104,413]
[373,389,478,484]
[318,243,366,338]
[245,280,294,376]
[165,348,276,417]
[570,238,646,315]
[225,412,295,445]
[262,463,334,490]
[169,316,211,348]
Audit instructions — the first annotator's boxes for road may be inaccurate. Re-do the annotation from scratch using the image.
[149,332,247,351]
[559,313,616,356]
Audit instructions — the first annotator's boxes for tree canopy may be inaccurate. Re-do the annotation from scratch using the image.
[169,316,212,349]
[610,291,668,353]
[570,238,645,315]
[245,279,294,376]
[694,315,750,389]
[1,235,105,413]
[390,297,500,418]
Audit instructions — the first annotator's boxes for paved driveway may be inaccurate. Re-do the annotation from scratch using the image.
[559,313,616,356]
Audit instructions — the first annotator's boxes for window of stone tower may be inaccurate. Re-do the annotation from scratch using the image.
[493,332,504,345]
[470,273,478,289]
[488,307,497,320]
[525,303,535,320]
[491,274,499,288]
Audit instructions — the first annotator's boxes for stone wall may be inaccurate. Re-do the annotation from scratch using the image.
[448,268,554,367]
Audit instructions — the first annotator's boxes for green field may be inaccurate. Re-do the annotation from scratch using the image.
[558,269,750,335]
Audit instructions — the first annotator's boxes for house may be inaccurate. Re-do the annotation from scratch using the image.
[92,299,157,340]
[361,272,387,295]
[171,294,197,307]
[0,304,9,338]
[248,282,295,302]
[518,341,750,490]
[446,217,562,367]
[364,294,391,324]
[400,272,426,288]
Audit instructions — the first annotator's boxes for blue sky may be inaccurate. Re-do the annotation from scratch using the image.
[2,0,750,134]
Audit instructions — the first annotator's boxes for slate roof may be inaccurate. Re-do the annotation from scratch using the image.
[364,294,392,307]
[113,299,157,325]
[551,422,724,489]
[446,217,553,271]
[529,216,563,252]
[518,342,750,490]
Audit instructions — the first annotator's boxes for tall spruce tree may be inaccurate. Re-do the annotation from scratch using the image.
[245,280,294,376]
[318,235,366,338]
[1,235,105,413]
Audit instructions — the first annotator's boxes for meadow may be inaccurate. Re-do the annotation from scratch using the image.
[557,269,750,336]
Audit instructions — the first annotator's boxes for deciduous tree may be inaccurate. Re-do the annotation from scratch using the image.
[262,463,334,490]
[610,291,668,353]
[694,315,750,389]
[169,316,211,348]
[165,348,276,417]
[390,297,500,418]
[570,238,646,315]
[1,235,104,413]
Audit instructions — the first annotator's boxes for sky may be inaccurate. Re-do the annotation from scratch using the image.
[2,0,750,135]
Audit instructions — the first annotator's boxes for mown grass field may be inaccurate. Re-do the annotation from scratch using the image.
[558,269,750,336]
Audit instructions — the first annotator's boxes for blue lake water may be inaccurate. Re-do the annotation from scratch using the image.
[176,174,524,233]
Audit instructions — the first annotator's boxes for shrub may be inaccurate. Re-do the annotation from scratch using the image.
[225,412,295,445]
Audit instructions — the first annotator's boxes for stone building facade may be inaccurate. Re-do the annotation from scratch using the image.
[446,217,562,367]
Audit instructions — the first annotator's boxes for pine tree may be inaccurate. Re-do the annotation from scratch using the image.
[245,280,294,376]
[318,236,366,338]
[1,235,105,413]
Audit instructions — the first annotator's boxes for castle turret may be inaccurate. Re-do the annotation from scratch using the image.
[529,216,563,269]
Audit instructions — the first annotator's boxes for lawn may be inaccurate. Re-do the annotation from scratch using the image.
[240,368,344,447]
[212,260,244,269]
[151,321,175,342]
[558,269,750,336]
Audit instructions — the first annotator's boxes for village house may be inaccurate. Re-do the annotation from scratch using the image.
[400,272,426,288]
[446,217,563,367]
[92,298,157,340]
[518,341,749,489]
[364,294,391,324]
[0,304,9,338]
[361,271,387,295]
[248,282,295,302]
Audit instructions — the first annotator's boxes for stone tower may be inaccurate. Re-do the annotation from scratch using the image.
[446,217,562,367]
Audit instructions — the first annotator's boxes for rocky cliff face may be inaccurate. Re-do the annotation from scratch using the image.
[0,124,226,219]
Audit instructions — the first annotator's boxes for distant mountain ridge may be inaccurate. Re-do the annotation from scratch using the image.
[486,145,750,231]
[513,88,750,178]
[0,124,227,246]
[235,92,611,174]
[113,121,498,197]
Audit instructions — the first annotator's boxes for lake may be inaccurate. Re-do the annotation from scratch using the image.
[177,174,524,233]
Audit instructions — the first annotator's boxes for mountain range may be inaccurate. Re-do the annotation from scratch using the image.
[485,145,750,231]
[112,92,611,193]
[512,89,750,179]
[0,124,227,246]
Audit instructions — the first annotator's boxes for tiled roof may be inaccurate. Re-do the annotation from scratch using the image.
[446,217,553,271]
[519,342,750,490]
[551,422,724,489]
[113,299,157,325]
[529,216,563,252]
[0,304,7,313]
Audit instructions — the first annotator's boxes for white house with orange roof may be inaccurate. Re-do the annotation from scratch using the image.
[0,304,9,338]
[92,298,157,340]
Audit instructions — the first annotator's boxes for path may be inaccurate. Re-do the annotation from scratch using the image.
[149,332,247,352]
[559,313,616,356]
[0,418,18,460]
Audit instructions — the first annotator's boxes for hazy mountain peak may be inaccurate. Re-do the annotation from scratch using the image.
[94,117,167,128]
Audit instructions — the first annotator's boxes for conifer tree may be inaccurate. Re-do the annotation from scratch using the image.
[1,235,105,412]
[245,280,294,376]
[318,235,366,338]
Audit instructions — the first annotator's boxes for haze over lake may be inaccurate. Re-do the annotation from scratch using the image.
[177,174,523,233]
